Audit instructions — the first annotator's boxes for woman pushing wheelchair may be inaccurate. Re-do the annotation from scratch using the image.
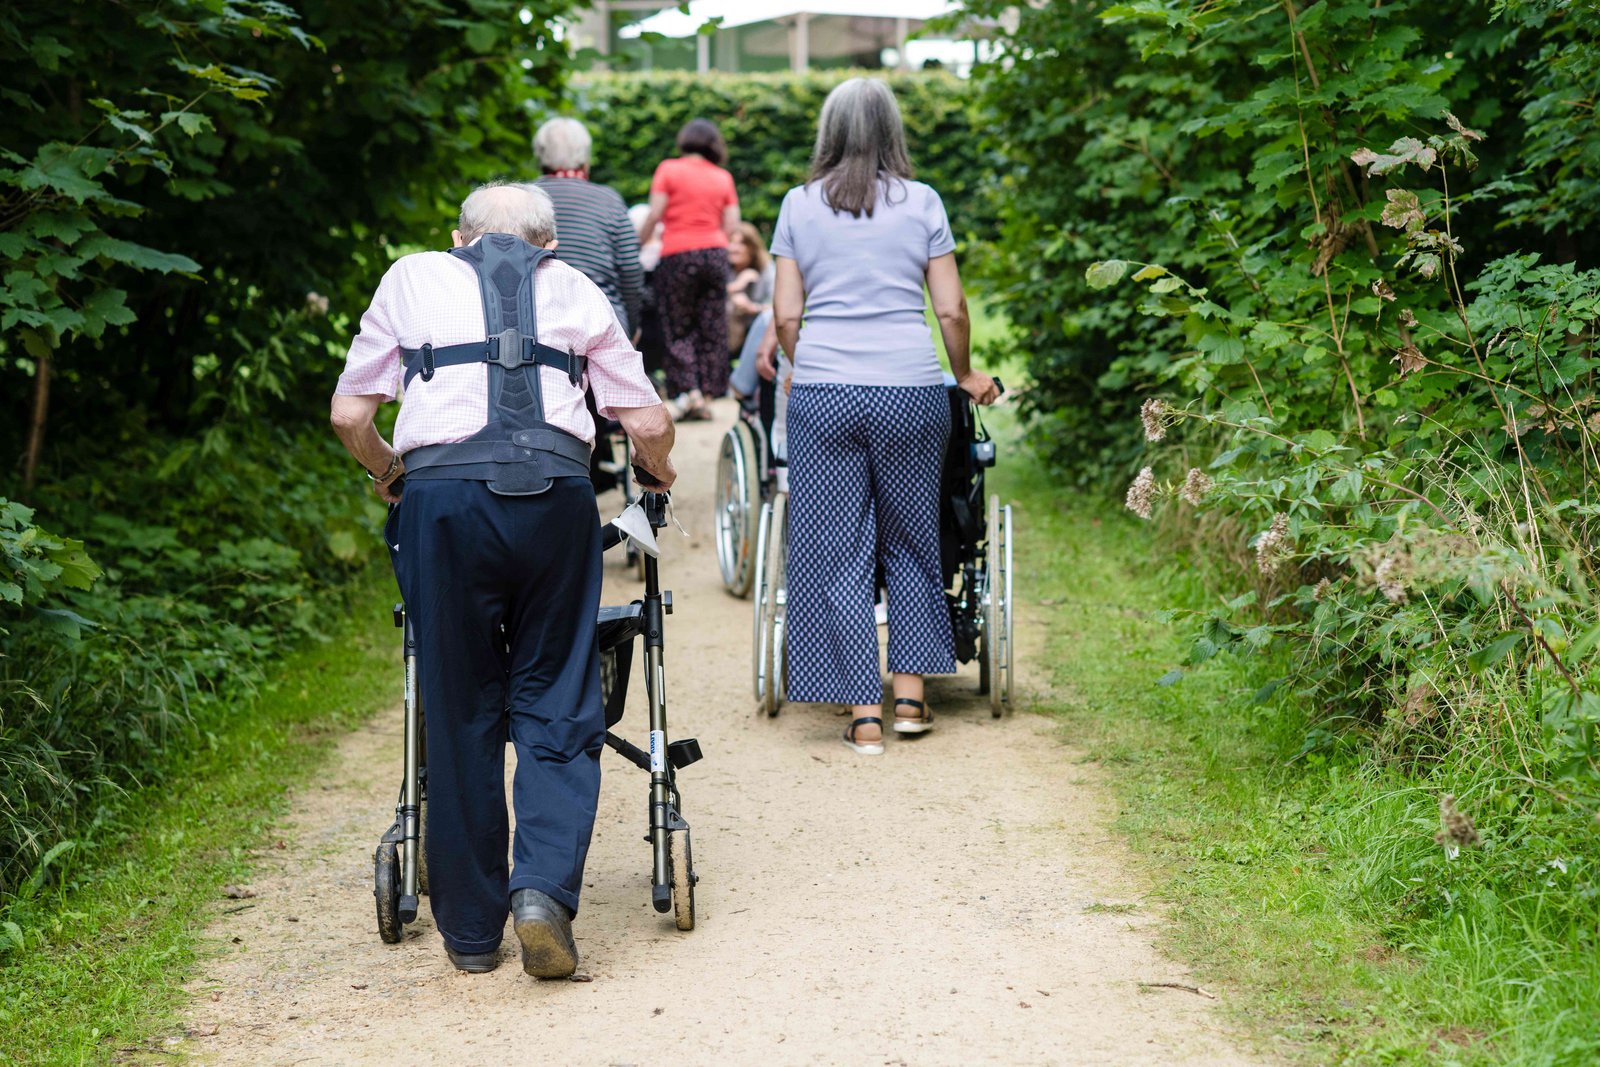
[770,78,1001,756]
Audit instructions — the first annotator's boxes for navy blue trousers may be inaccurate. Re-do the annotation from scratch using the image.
[386,477,604,955]
[786,384,955,705]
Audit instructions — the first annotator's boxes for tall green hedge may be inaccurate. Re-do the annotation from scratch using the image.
[569,71,996,246]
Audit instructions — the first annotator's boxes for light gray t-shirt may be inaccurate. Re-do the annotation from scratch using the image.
[770,179,955,387]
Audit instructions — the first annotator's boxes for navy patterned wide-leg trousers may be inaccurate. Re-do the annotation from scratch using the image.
[786,383,955,705]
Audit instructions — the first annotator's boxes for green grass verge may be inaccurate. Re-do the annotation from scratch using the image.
[988,410,1600,1067]
[0,566,398,1065]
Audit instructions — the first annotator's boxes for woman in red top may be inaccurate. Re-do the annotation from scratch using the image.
[636,119,740,420]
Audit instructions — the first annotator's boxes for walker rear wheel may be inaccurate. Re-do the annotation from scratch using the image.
[414,798,429,896]
[716,421,760,597]
[669,828,696,931]
[374,842,402,944]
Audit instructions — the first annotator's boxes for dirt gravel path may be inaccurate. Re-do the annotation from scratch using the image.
[181,401,1267,1066]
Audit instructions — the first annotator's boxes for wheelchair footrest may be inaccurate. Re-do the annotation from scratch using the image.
[667,738,703,770]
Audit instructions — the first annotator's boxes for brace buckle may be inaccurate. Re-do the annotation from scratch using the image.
[489,329,531,369]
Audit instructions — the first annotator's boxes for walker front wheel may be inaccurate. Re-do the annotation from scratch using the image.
[669,828,696,931]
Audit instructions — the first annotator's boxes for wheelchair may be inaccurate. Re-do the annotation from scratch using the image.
[373,490,704,944]
[942,384,1015,716]
[748,380,1014,718]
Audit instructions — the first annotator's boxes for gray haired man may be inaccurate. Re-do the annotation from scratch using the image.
[330,183,674,977]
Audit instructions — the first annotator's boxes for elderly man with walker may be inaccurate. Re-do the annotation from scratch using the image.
[330,183,676,977]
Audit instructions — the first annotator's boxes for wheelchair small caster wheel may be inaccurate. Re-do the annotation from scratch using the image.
[374,841,402,944]
[669,828,696,931]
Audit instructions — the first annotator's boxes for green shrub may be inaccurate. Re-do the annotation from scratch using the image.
[966,3,1600,1048]
[0,425,385,899]
[0,0,587,906]
[569,70,997,245]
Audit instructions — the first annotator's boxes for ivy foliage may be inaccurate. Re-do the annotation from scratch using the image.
[571,70,995,242]
[969,1,1600,1047]
[0,0,576,442]
[0,0,582,902]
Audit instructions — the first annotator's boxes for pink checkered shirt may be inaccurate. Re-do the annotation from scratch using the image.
[335,247,661,452]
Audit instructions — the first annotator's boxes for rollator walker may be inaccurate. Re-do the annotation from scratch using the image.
[737,379,1015,717]
[373,489,702,941]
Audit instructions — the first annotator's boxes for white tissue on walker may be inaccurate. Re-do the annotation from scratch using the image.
[612,500,660,558]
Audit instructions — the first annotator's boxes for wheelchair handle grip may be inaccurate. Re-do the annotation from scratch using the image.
[632,464,667,489]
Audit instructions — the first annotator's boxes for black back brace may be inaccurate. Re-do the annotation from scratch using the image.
[398,234,592,496]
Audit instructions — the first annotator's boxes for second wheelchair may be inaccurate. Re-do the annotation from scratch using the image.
[734,380,1015,718]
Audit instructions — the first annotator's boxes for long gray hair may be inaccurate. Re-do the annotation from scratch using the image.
[808,78,914,219]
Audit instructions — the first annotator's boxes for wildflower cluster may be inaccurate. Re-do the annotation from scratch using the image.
[1140,397,1171,443]
[1125,466,1155,519]
[1254,513,1291,575]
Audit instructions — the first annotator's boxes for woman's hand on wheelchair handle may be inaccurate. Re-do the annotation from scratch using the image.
[959,370,1001,406]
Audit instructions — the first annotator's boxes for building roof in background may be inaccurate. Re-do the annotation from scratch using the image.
[620,0,957,39]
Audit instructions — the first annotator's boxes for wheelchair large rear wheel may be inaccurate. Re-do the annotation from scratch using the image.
[669,827,696,931]
[759,494,788,717]
[983,494,1015,717]
[752,500,773,703]
[716,421,761,597]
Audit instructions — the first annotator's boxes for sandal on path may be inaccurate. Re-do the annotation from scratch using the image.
[842,716,885,755]
[892,697,933,735]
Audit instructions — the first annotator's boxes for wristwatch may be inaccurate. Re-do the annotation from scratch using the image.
[366,452,402,485]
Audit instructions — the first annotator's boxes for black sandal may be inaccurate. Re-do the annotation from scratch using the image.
[892,697,933,735]
[842,716,885,755]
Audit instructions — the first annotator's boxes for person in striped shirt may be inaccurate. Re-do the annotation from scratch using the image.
[531,118,642,335]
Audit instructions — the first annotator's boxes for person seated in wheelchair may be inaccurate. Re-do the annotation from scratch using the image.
[329,183,675,978]
[729,310,790,465]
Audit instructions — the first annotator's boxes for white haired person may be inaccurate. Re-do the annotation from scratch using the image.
[531,117,642,337]
[771,78,1000,755]
[330,183,675,976]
